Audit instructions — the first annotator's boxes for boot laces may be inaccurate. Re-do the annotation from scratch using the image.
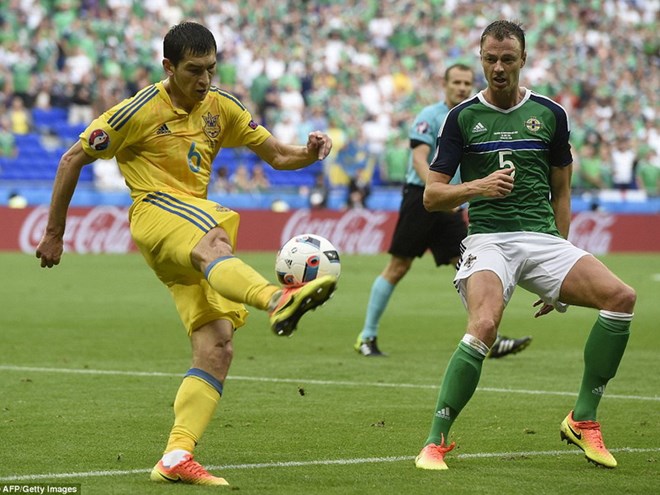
[180,457,211,477]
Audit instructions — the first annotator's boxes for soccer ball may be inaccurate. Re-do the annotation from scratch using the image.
[275,234,341,286]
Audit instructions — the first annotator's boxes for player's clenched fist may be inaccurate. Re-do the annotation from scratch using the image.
[479,167,515,198]
[306,131,332,160]
[36,235,63,268]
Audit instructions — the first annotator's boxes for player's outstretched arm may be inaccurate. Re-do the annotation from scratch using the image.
[249,131,332,171]
[36,141,95,268]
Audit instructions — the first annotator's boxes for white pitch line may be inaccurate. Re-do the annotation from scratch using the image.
[1,448,658,483]
[1,364,658,402]
[0,365,180,378]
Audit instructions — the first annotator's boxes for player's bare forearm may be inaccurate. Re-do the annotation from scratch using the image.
[552,196,571,239]
[272,144,321,170]
[411,144,431,182]
[423,181,473,211]
[423,168,515,211]
[37,142,93,267]
[550,164,572,238]
[46,165,80,234]
[252,132,332,170]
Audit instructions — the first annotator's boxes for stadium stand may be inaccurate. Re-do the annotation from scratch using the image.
[0,1,657,212]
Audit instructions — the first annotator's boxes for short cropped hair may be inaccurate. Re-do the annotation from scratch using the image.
[480,20,526,54]
[444,63,474,82]
[163,21,217,66]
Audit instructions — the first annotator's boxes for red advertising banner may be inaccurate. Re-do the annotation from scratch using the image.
[1,206,659,254]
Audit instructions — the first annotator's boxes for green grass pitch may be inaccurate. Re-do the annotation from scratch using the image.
[1,252,658,494]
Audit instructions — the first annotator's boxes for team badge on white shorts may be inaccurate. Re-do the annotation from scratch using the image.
[463,253,477,269]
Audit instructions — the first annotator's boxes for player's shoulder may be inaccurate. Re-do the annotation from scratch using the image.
[442,95,480,127]
[420,100,447,113]
[415,100,447,120]
[106,83,163,132]
[527,90,569,117]
[451,94,481,116]
[207,86,248,112]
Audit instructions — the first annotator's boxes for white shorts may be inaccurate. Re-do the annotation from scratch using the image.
[454,232,591,311]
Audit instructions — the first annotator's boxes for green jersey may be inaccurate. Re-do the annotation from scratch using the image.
[430,89,572,236]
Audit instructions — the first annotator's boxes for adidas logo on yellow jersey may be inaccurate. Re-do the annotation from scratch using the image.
[156,124,171,135]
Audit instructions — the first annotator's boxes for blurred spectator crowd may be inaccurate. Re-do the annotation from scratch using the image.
[0,0,658,202]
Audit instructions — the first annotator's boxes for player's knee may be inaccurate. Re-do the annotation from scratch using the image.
[203,337,233,377]
[213,337,234,362]
[469,318,498,346]
[389,266,409,282]
[610,283,636,313]
[386,258,412,282]
[192,227,233,268]
[205,227,233,252]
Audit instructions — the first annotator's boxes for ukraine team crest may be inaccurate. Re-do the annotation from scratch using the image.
[202,112,220,139]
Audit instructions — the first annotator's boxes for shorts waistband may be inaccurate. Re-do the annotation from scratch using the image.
[405,183,425,190]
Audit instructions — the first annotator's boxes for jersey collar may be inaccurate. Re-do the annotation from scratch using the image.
[477,87,530,113]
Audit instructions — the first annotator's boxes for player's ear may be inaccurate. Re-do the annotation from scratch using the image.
[520,50,527,68]
[163,58,175,76]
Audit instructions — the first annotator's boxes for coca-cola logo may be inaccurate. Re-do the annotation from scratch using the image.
[281,209,389,254]
[568,211,614,255]
[20,206,135,254]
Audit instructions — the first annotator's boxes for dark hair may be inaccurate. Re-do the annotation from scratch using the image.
[480,20,525,54]
[444,63,474,81]
[163,21,217,66]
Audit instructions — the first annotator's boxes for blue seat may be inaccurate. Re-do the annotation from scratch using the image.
[269,168,315,187]
[32,108,68,126]
[54,123,86,142]
[79,166,94,182]
[14,133,42,149]
[34,157,56,169]
[31,168,53,180]
[3,168,22,180]
[17,148,45,161]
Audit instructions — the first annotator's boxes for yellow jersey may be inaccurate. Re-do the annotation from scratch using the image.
[80,81,271,202]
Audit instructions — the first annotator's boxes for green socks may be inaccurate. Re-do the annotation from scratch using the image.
[422,310,632,445]
[425,335,488,445]
[573,311,632,421]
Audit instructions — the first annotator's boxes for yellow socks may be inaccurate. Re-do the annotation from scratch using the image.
[164,369,223,454]
[205,256,278,310]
